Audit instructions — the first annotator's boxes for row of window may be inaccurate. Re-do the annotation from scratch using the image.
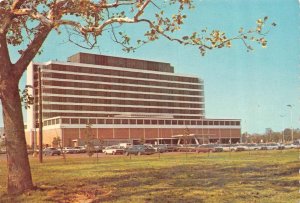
[39,104,202,114]
[42,117,240,126]
[38,80,201,96]
[41,96,203,109]
[34,64,200,83]
[38,112,203,120]
[39,72,201,90]
[38,88,203,102]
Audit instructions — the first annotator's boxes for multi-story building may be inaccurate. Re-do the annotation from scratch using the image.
[26,53,241,147]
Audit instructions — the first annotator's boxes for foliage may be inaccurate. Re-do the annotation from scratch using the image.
[0,0,275,66]
[182,126,190,145]
[243,128,300,143]
[0,150,298,202]
[52,136,66,160]
[19,85,34,109]
[84,123,95,157]
[51,136,61,148]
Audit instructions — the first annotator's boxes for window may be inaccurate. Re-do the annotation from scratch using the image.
[130,119,136,125]
[89,119,96,124]
[158,120,164,125]
[106,119,113,124]
[62,118,69,124]
[151,120,157,125]
[165,120,171,125]
[114,119,121,124]
[184,120,190,125]
[97,119,105,124]
[197,121,202,125]
[80,119,87,124]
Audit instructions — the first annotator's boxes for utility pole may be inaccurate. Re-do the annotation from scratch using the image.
[38,67,43,163]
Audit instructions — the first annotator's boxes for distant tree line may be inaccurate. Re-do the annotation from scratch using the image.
[241,128,300,143]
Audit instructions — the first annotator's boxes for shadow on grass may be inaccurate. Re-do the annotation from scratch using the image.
[77,162,298,202]
[0,154,298,203]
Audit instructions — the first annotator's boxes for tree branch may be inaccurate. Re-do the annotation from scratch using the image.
[14,24,52,81]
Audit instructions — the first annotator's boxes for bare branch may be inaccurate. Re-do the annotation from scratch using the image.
[14,24,52,80]
[134,0,152,21]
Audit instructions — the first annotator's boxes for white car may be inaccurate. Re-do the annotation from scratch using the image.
[245,144,260,151]
[62,147,76,154]
[284,144,299,149]
[260,143,279,150]
[103,145,124,155]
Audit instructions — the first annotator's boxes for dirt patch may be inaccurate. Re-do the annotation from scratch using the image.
[40,184,113,203]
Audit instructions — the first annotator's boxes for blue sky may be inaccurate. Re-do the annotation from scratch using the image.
[2,0,299,134]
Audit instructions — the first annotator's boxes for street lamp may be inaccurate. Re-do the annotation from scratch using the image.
[286,104,293,143]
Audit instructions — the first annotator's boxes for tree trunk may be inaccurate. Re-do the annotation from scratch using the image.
[2,79,34,194]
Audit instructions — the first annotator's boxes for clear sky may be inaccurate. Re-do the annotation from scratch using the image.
[2,0,299,134]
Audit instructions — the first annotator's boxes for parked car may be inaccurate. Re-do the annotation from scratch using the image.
[43,147,61,156]
[103,145,124,155]
[118,143,132,149]
[235,145,248,152]
[213,146,224,152]
[218,144,237,152]
[165,144,178,152]
[284,144,299,149]
[152,144,168,153]
[93,146,104,153]
[73,146,86,153]
[177,144,199,152]
[260,143,279,150]
[246,144,260,151]
[124,145,156,156]
[196,144,214,153]
[62,147,76,154]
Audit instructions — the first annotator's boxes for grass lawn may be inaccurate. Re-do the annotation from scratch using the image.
[0,150,299,203]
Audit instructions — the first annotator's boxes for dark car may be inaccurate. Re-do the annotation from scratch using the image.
[43,147,61,156]
[124,145,156,156]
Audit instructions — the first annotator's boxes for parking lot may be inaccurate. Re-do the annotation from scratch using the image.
[1,142,299,162]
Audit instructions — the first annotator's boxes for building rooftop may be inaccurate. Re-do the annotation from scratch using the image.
[67,52,174,73]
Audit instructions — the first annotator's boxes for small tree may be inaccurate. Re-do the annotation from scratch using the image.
[84,123,95,157]
[52,136,65,161]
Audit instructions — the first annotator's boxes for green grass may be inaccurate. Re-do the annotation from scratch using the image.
[0,150,299,203]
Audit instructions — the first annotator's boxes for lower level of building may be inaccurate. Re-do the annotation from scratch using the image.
[25,116,241,147]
